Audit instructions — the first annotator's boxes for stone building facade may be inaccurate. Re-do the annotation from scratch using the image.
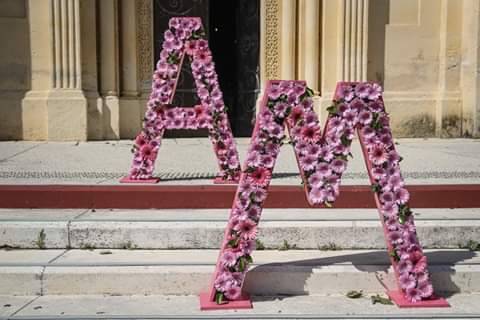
[0,0,479,140]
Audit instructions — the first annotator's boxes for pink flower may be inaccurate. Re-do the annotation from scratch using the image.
[388,230,404,245]
[331,159,346,174]
[318,146,334,161]
[239,180,254,194]
[367,83,382,100]
[372,167,387,180]
[267,123,285,140]
[184,40,197,55]
[369,144,388,165]
[300,154,317,171]
[306,144,321,157]
[358,110,373,125]
[381,202,398,218]
[301,126,320,143]
[249,167,271,187]
[309,187,326,204]
[274,102,288,118]
[251,187,267,202]
[355,83,370,98]
[140,144,156,160]
[316,162,332,178]
[135,135,148,148]
[261,154,275,168]
[304,112,318,126]
[240,240,256,255]
[289,106,304,124]
[380,191,395,205]
[308,172,323,188]
[338,85,354,101]
[397,259,413,274]
[399,273,416,290]
[406,287,422,302]
[268,86,282,100]
[368,101,384,113]
[235,219,258,240]
[394,188,410,204]
[413,256,428,273]
[225,285,242,300]
[221,250,238,267]
[417,280,433,298]
[214,272,232,291]
[246,153,261,167]
[247,205,262,220]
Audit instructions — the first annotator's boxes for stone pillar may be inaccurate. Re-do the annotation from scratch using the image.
[461,0,480,137]
[99,0,120,139]
[22,0,89,141]
[435,0,462,137]
[338,0,368,82]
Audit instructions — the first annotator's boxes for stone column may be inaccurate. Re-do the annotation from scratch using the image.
[22,0,88,141]
[99,0,120,139]
[435,0,462,137]
[461,0,480,137]
[338,0,369,82]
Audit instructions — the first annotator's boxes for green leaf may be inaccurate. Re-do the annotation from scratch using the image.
[340,135,351,147]
[346,290,363,299]
[371,294,393,305]
[326,105,337,115]
[245,254,253,264]
[389,249,400,262]
[215,291,227,305]
[306,87,315,97]
[371,184,381,194]
[238,257,246,272]
[398,214,406,225]
[227,238,238,248]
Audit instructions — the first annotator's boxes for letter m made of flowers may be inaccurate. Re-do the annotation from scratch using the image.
[125,17,240,182]
[205,81,438,306]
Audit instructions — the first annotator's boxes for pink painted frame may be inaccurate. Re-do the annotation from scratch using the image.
[200,80,449,310]
[122,17,240,184]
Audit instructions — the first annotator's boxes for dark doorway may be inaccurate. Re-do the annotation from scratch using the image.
[153,0,259,137]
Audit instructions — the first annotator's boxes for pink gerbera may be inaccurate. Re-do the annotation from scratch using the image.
[358,110,373,125]
[399,273,416,290]
[394,188,409,204]
[251,187,267,202]
[221,250,238,267]
[369,144,388,165]
[406,287,422,302]
[301,125,320,143]
[308,172,323,188]
[240,240,256,255]
[135,135,148,148]
[300,154,317,171]
[338,85,354,101]
[195,50,212,64]
[309,187,326,204]
[214,272,232,291]
[140,144,156,160]
[289,106,304,124]
[224,285,242,300]
[331,159,346,174]
[380,191,395,205]
[417,280,433,298]
[268,86,282,100]
[367,83,382,100]
[413,256,428,273]
[247,205,262,220]
[249,167,271,187]
[316,162,332,178]
[274,102,288,118]
[260,154,275,168]
[235,219,258,240]
[388,230,404,245]
[397,259,413,274]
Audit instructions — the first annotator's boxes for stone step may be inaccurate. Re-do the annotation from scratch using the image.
[0,249,479,296]
[1,293,480,319]
[1,208,479,250]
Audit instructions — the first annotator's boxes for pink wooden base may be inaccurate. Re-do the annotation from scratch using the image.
[213,176,239,185]
[387,291,450,308]
[119,177,160,184]
[199,292,252,310]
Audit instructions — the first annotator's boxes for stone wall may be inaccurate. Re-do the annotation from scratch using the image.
[0,0,479,140]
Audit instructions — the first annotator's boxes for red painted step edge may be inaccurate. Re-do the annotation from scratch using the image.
[0,184,479,209]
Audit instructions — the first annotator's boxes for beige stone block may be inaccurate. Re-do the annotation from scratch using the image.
[119,98,142,139]
[21,91,48,140]
[46,90,87,141]
[0,92,24,140]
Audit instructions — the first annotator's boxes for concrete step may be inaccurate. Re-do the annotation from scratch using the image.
[0,249,478,296]
[1,208,479,250]
[1,293,480,319]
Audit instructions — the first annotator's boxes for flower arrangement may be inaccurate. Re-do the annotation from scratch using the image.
[212,80,433,304]
[127,17,240,182]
